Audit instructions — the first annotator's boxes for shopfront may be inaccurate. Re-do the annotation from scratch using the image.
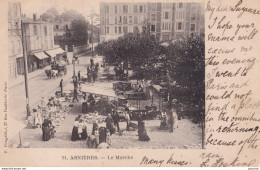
[33,52,50,69]
[45,47,66,63]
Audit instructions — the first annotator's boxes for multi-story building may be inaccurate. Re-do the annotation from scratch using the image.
[21,15,65,73]
[53,19,71,36]
[147,3,161,39]
[100,2,205,42]
[173,2,204,39]
[22,15,55,72]
[100,2,147,42]
[8,2,23,77]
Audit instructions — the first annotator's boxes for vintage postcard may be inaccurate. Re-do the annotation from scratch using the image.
[0,0,259,167]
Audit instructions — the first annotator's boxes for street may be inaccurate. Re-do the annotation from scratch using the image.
[8,55,202,149]
[9,56,92,122]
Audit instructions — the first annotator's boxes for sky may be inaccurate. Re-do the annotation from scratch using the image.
[20,0,100,22]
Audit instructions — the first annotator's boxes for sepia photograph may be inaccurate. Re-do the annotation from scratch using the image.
[8,0,205,149]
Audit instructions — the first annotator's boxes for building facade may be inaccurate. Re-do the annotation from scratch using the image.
[22,15,55,72]
[53,19,72,36]
[100,2,205,42]
[8,2,23,77]
[100,2,147,42]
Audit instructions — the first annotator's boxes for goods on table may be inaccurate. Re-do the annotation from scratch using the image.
[79,113,106,124]
[26,96,71,129]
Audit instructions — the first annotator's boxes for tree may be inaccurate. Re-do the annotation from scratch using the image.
[60,9,82,21]
[166,34,205,123]
[40,8,59,22]
[70,18,89,46]
[96,20,161,80]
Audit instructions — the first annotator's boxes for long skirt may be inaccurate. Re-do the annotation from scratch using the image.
[42,126,51,141]
[138,129,150,141]
[71,126,80,141]
[81,128,88,140]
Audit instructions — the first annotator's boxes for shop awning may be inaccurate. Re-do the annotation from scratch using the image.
[55,48,65,54]
[45,48,65,58]
[45,50,57,58]
[15,53,23,58]
[34,52,49,60]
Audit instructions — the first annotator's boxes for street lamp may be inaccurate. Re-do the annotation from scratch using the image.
[89,9,97,57]
[90,9,95,57]
[21,21,31,117]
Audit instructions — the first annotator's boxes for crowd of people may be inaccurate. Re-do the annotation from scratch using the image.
[113,65,127,81]
[70,101,153,148]
[160,107,179,133]
[40,54,179,148]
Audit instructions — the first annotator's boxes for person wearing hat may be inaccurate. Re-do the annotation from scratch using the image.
[42,118,51,141]
[105,113,114,135]
[169,109,175,133]
[78,71,81,81]
[71,121,80,141]
[33,109,42,128]
[59,79,64,97]
[73,87,79,102]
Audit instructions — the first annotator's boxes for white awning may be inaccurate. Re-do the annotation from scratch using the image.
[45,48,65,58]
[45,50,57,58]
[56,48,65,54]
[34,52,49,60]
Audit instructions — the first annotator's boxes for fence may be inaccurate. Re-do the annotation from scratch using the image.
[73,45,91,56]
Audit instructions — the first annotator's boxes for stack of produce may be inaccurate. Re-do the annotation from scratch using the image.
[80,112,106,124]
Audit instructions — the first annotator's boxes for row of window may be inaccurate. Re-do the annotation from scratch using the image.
[102,3,198,16]
[101,12,198,26]
[176,22,196,31]
[104,26,141,34]
[31,39,53,51]
[55,24,69,30]
[162,22,171,30]
[102,22,197,34]
[176,11,197,20]
[103,4,146,14]
[33,25,53,36]
[102,16,145,25]
[102,3,197,14]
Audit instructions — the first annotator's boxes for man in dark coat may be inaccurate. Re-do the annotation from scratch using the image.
[59,79,64,97]
[99,127,107,143]
[87,94,95,112]
[169,111,174,133]
[73,88,79,102]
[73,77,78,89]
[105,113,114,135]
[78,71,81,81]
[90,58,94,68]
[112,111,120,132]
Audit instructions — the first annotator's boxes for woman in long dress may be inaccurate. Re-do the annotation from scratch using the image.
[71,121,80,141]
[79,120,88,140]
[42,118,51,141]
[92,121,99,135]
[138,121,150,141]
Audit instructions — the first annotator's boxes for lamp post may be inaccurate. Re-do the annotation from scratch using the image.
[21,21,30,117]
[90,9,95,57]
[89,9,96,57]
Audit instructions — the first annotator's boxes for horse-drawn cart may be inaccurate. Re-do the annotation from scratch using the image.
[45,60,67,78]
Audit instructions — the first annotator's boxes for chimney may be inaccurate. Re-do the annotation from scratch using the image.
[33,13,36,21]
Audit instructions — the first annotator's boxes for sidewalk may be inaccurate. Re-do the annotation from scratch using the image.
[9,66,51,89]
